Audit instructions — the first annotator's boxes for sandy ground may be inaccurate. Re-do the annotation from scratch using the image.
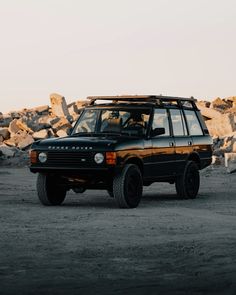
[0,165,236,295]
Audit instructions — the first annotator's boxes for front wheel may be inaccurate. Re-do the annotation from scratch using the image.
[113,164,143,208]
[37,173,67,205]
[175,161,200,199]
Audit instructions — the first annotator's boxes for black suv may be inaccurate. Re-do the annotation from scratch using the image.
[30,95,212,208]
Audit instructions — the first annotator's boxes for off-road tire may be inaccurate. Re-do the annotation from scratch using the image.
[175,161,200,199]
[113,164,143,208]
[37,173,66,205]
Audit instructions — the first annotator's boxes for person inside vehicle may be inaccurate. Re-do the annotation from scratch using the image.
[127,112,145,128]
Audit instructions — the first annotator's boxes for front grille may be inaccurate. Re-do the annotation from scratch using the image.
[45,151,97,168]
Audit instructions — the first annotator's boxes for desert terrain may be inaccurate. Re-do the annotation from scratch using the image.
[0,165,235,294]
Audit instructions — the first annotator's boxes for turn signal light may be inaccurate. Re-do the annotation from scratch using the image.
[30,150,37,164]
[106,152,117,165]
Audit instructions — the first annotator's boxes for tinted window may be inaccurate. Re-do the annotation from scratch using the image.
[74,109,98,133]
[152,109,170,136]
[184,110,203,136]
[170,109,187,136]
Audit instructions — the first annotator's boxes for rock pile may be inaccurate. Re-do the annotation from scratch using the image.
[196,97,236,172]
[0,93,87,166]
[1,95,236,171]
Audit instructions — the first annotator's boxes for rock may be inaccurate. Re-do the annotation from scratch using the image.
[17,134,34,149]
[205,113,236,137]
[51,117,71,132]
[0,145,16,157]
[0,115,12,127]
[50,93,70,117]
[16,119,33,133]
[5,130,34,149]
[196,101,211,108]
[197,105,222,120]
[225,153,236,173]
[210,97,232,110]
[47,117,60,126]
[56,129,68,137]
[34,105,49,114]
[0,128,10,140]
[33,129,49,139]
[8,119,21,134]
[211,155,222,165]
[68,102,78,116]
[8,119,32,134]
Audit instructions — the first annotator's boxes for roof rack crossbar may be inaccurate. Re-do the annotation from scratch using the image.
[87,95,196,105]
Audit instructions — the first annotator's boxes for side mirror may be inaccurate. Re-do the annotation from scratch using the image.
[150,127,165,137]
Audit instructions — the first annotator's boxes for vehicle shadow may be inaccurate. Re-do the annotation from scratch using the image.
[142,193,181,201]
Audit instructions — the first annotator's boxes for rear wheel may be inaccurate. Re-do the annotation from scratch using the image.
[175,161,200,199]
[37,173,67,205]
[113,164,143,208]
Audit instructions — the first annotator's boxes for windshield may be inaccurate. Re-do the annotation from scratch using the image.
[72,108,151,137]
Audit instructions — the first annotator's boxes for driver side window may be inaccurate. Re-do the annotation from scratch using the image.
[152,109,170,136]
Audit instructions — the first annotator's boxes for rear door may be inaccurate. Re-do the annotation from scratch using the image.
[183,109,212,168]
[169,108,193,175]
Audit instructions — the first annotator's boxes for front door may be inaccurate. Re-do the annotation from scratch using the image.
[150,108,176,178]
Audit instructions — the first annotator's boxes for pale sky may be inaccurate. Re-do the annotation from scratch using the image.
[0,0,236,113]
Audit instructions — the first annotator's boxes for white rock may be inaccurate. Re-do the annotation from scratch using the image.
[50,93,69,117]
[225,153,236,173]
[56,129,68,137]
[8,119,21,134]
[205,113,236,137]
[197,105,222,119]
[33,129,48,139]
[17,134,34,149]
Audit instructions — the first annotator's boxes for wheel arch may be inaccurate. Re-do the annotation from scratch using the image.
[124,156,144,175]
[187,152,201,169]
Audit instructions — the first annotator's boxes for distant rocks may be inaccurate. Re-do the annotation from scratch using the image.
[197,96,236,172]
[0,93,88,166]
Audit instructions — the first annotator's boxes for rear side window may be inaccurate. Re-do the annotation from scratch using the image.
[170,109,187,136]
[152,109,170,136]
[184,110,203,136]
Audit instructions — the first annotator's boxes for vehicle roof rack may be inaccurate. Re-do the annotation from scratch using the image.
[87,95,196,105]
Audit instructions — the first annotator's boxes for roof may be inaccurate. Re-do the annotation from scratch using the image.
[87,95,196,105]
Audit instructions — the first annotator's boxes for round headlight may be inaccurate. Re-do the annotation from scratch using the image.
[94,153,104,164]
[38,152,47,163]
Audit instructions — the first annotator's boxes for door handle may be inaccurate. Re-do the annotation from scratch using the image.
[169,142,174,147]
[188,141,192,146]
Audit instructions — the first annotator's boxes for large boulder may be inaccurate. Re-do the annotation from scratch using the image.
[33,129,49,139]
[0,128,10,140]
[51,117,72,132]
[5,130,34,149]
[205,113,236,137]
[8,119,33,134]
[50,93,70,117]
[197,105,222,120]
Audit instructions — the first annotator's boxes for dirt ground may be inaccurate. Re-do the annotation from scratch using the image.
[0,165,236,295]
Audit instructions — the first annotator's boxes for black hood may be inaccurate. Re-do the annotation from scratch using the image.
[32,135,144,152]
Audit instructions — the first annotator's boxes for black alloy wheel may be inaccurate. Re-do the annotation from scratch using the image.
[113,164,143,208]
[175,161,200,199]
